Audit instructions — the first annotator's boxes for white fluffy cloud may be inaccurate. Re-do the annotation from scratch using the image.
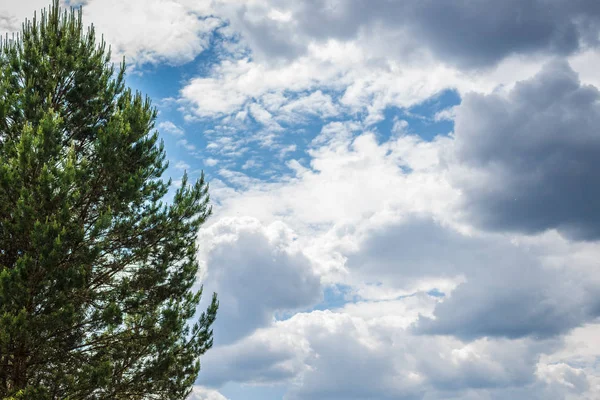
[188,386,229,400]
[77,0,221,65]
[211,123,455,232]
[1,1,221,66]
[535,323,600,400]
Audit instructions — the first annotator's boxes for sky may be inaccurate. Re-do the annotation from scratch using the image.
[3,1,600,399]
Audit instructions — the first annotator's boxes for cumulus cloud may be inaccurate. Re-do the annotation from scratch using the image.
[211,123,455,236]
[188,3,600,398]
[283,312,425,400]
[188,386,229,400]
[197,307,574,400]
[172,0,600,134]
[197,217,322,345]
[535,323,600,400]
[200,114,600,397]
[1,0,221,66]
[77,0,221,65]
[450,60,600,240]
[198,310,425,397]
[219,0,600,67]
[337,215,600,340]
[536,363,590,393]
[197,320,312,387]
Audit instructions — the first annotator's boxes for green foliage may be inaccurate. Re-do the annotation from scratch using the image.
[0,1,218,398]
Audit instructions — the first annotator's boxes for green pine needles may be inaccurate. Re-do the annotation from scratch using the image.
[0,1,218,398]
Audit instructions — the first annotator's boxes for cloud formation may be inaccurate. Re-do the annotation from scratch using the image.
[4,1,600,399]
[197,96,600,398]
[450,61,600,239]
[224,0,600,67]
[197,306,585,400]
[198,217,322,345]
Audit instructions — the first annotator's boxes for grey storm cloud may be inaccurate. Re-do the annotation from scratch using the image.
[346,217,600,340]
[232,0,600,67]
[450,60,600,240]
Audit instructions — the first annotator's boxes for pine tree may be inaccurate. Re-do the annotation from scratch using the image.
[0,1,218,398]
